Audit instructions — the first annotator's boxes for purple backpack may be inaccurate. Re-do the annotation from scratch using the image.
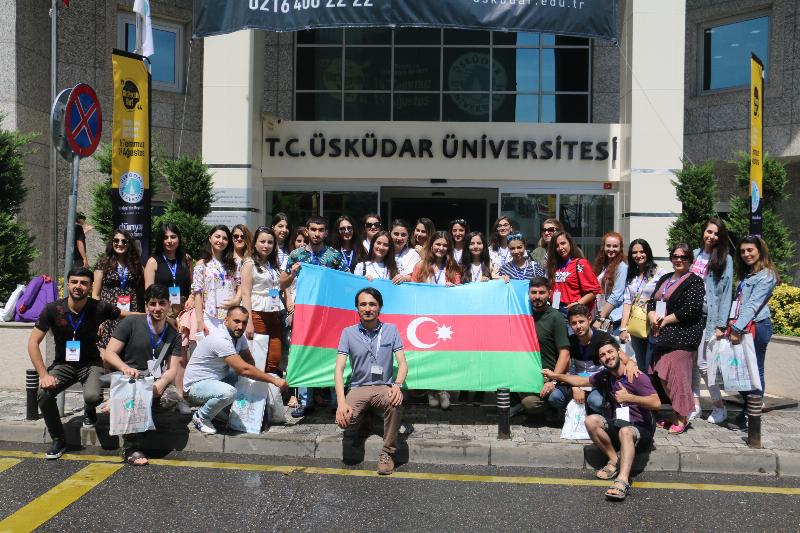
[14,275,58,322]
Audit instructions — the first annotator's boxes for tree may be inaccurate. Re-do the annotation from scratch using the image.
[89,143,114,243]
[726,153,795,282]
[0,117,38,300]
[667,160,718,249]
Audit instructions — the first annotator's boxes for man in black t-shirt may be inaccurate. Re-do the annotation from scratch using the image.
[28,268,123,459]
[103,284,182,465]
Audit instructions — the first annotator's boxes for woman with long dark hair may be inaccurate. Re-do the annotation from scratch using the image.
[390,219,421,282]
[271,213,291,269]
[331,215,360,273]
[690,217,733,423]
[728,235,778,439]
[449,219,470,264]
[461,231,497,282]
[547,231,601,317]
[354,230,399,281]
[619,239,667,369]
[593,232,628,335]
[93,229,144,353]
[412,217,435,255]
[144,223,193,311]
[191,225,240,337]
[489,215,515,269]
[411,231,461,286]
[646,243,706,435]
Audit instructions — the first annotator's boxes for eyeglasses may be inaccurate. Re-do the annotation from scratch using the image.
[497,222,511,228]
[113,238,129,245]
[339,226,354,233]
[232,234,245,241]
[543,227,558,233]
[670,254,688,261]
[365,222,381,229]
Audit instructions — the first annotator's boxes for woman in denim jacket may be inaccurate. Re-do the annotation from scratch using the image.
[729,235,778,437]
[690,218,733,424]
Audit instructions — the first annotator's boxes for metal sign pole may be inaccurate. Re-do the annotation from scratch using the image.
[50,0,59,287]
[62,156,80,290]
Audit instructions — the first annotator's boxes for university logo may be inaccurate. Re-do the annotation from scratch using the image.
[119,171,145,204]
[447,52,508,116]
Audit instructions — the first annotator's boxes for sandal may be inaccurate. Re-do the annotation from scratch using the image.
[605,478,630,501]
[656,419,669,429]
[287,396,298,409]
[595,460,619,480]
[124,449,149,466]
[668,422,689,435]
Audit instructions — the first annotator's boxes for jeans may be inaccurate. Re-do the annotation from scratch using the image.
[187,368,238,421]
[741,318,773,398]
[548,386,604,414]
[627,336,652,371]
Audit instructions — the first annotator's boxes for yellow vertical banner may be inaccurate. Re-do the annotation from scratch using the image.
[750,53,764,236]
[111,49,151,257]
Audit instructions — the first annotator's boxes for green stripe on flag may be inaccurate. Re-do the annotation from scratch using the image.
[286,345,543,392]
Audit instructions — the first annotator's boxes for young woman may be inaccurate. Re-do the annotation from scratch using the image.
[191,225,240,336]
[412,217,435,255]
[391,219,421,282]
[331,215,360,273]
[144,223,193,314]
[232,224,253,264]
[361,213,382,253]
[449,219,470,264]
[499,232,546,281]
[592,232,629,335]
[547,231,601,317]
[461,231,498,282]
[530,218,563,265]
[489,216,515,269]
[354,231,399,281]
[729,235,778,437]
[690,218,733,424]
[619,239,668,370]
[93,229,144,354]
[646,243,706,435]
[241,227,284,376]
[271,213,291,270]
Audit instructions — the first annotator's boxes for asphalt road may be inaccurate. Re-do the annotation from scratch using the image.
[0,441,798,532]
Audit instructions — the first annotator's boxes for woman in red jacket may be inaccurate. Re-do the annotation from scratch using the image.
[547,231,602,318]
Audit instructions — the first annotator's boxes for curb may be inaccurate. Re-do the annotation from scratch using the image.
[0,421,795,477]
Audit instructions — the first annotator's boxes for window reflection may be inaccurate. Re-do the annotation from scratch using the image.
[703,16,769,91]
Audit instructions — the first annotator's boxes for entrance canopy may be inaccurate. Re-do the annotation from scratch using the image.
[192,0,618,43]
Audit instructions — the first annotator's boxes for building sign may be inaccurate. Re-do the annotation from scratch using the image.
[261,122,620,182]
[193,0,618,43]
[750,53,764,236]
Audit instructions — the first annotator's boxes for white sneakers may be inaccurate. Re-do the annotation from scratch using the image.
[428,392,439,408]
[688,403,703,421]
[428,391,450,410]
[707,404,728,425]
[192,412,217,434]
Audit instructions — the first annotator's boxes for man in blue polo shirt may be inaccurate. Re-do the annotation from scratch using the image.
[334,287,408,475]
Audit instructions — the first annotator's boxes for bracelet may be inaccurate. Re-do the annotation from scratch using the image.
[619,327,628,332]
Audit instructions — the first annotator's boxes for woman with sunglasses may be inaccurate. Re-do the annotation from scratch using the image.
[191,225,240,337]
[93,229,145,354]
[449,219,470,264]
[690,218,733,424]
[499,232,545,281]
[361,213,382,253]
[461,231,498,282]
[646,243,706,435]
[331,215,360,273]
[547,231,601,317]
[241,227,284,376]
[271,213,291,270]
[592,232,628,336]
[231,224,253,271]
[412,217,435,255]
[354,231,399,281]
[619,239,667,370]
[728,235,778,437]
[489,216,515,269]
[390,219,421,283]
[531,218,563,265]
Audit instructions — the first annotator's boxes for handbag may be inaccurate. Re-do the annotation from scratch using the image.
[628,293,650,339]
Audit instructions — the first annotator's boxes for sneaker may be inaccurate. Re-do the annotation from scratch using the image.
[509,403,524,417]
[706,405,728,425]
[377,452,395,475]
[438,391,450,410]
[726,411,747,432]
[192,412,217,435]
[291,405,307,418]
[688,403,702,421]
[427,392,440,408]
[82,411,97,428]
[176,399,193,415]
[45,439,67,460]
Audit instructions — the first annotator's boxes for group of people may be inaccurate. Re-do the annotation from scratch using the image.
[27,211,779,490]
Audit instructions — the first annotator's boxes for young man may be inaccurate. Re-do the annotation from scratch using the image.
[281,215,348,417]
[28,267,123,459]
[102,284,183,465]
[183,306,288,435]
[519,276,570,419]
[544,337,661,501]
[335,288,408,475]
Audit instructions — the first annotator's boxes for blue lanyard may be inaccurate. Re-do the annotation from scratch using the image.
[370,262,388,279]
[341,249,354,269]
[67,307,86,340]
[661,273,685,301]
[147,315,168,357]
[434,264,445,285]
[471,264,482,281]
[499,247,510,264]
[117,264,129,291]
[559,258,573,273]
[360,324,383,365]
[163,255,178,285]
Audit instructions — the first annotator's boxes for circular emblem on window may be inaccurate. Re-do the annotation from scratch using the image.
[447,52,508,116]
[119,171,144,204]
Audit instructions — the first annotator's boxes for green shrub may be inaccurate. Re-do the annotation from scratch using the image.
[152,205,210,260]
[667,161,718,249]
[771,284,800,337]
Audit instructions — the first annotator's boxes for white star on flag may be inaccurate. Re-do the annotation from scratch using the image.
[435,324,453,341]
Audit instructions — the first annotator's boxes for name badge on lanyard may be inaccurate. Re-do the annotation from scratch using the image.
[169,286,181,305]
[551,290,562,309]
[655,300,667,317]
[117,295,131,312]
[164,256,180,305]
[729,300,740,319]
[66,340,81,362]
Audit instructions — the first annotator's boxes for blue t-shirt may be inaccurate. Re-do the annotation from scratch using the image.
[337,321,403,387]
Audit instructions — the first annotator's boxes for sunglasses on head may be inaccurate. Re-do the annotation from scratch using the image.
[113,238,129,245]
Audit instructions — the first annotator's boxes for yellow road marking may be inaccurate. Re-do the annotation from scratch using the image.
[0,462,122,533]
[0,459,21,475]
[0,449,798,496]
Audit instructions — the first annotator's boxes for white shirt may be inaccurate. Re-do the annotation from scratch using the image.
[396,247,422,276]
[354,261,390,279]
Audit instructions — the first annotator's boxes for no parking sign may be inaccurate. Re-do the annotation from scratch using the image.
[64,84,102,158]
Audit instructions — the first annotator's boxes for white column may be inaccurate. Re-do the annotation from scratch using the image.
[202,30,265,228]
[619,0,685,260]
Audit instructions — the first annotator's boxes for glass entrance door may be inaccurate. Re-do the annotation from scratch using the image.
[382,187,498,235]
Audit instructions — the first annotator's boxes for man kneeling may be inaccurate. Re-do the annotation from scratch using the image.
[335,288,408,475]
[543,338,660,501]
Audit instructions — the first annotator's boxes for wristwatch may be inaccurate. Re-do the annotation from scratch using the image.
[393,382,403,388]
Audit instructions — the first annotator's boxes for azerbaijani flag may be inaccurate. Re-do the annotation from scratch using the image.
[286,265,542,392]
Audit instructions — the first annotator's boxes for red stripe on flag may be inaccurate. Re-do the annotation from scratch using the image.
[292,304,539,353]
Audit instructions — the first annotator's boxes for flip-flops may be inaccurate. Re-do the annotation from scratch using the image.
[668,422,689,435]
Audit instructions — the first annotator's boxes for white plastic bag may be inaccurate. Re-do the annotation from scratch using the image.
[229,375,285,433]
[560,400,590,440]
[0,284,25,322]
[709,337,761,392]
[109,373,155,436]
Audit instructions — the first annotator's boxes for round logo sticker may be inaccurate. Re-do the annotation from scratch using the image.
[119,171,144,204]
